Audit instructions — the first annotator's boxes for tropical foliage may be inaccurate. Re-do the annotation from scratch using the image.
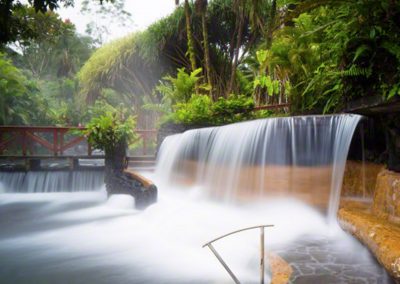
[0,52,54,124]
[1,0,399,129]
[83,108,136,153]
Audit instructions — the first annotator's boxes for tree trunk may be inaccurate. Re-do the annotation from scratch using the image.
[201,10,213,100]
[184,0,199,95]
[266,0,277,49]
[227,3,244,97]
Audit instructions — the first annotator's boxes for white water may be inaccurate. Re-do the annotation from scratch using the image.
[0,115,391,283]
[0,171,104,193]
[156,114,361,221]
[0,184,372,284]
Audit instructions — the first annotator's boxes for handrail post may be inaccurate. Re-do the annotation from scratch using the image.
[206,243,241,284]
[203,225,273,284]
[260,227,265,284]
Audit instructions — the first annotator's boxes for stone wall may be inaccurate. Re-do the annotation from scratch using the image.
[372,170,400,225]
[342,160,384,198]
[342,161,400,224]
[157,122,210,152]
[156,123,188,152]
[339,165,400,280]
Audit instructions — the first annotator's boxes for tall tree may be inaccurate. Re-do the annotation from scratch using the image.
[195,0,213,99]
[0,0,110,45]
[176,0,199,95]
[226,0,245,96]
[81,0,133,46]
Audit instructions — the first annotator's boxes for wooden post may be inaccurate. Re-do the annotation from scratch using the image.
[25,158,30,171]
[143,133,147,156]
[88,143,92,156]
[27,137,34,156]
[53,129,58,156]
[22,130,27,156]
[60,131,65,156]
[0,131,3,155]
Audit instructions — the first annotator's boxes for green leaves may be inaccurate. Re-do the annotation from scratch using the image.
[253,75,281,96]
[169,94,256,126]
[83,109,136,153]
[173,95,213,125]
[0,52,54,125]
[256,50,268,65]
[156,67,208,104]
[352,44,371,63]
[387,83,400,100]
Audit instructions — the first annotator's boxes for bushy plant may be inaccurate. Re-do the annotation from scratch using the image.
[212,95,255,124]
[156,67,210,104]
[167,94,258,126]
[171,94,213,125]
[83,108,136,154]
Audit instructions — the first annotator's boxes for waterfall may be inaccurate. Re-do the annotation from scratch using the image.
[155,114,361,220]
[0,171,104,193]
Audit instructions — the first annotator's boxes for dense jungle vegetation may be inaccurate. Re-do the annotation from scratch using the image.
[1,0,399,128]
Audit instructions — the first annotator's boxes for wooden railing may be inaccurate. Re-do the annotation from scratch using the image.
[0,126,157,157]
[254,103,291,111]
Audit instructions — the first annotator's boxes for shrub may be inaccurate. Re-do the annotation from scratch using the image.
[167,94,258,126]
[172,95,213,125]
[84,110,136,154]
[212,95,255,124]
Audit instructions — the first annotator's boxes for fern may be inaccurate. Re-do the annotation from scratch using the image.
[339,66,371,77]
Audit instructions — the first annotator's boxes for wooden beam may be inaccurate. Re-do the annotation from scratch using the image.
[60,136,85,152]
[26,131,54,152]
[0,133,17,151]
[254,103,291,111]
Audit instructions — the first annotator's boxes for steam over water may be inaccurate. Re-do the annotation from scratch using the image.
[0,115,393,283]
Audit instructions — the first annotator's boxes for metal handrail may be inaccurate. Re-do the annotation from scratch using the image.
[202,224,274,284]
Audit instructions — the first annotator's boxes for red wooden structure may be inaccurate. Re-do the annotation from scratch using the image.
[0,126,157,157]
[254,103,291,111]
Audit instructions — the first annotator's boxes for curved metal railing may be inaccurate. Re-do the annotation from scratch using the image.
[202,224,274,284]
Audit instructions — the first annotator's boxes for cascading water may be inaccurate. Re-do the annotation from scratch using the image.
[156,114,361,221]
[0,114,393,283]
[0,171,104,193]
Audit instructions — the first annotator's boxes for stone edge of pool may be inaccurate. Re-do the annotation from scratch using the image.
[269,253,293,284]
[339,169,400,281]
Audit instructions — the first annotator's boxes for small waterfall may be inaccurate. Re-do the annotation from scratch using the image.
[0,171,104,193]
[155,114,361,220]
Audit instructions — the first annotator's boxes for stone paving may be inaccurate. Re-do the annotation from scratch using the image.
[274,235,395,284]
